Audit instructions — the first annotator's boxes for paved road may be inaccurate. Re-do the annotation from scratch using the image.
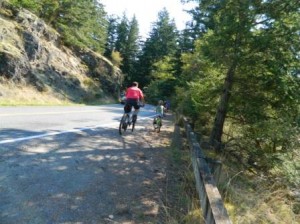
[0,104,172,223]
[0,104,155,144]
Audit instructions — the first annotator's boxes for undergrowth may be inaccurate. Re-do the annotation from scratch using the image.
[215,149,300,224]
[163,125,204,224]
[166,121,299,224]
[0,81,116,106]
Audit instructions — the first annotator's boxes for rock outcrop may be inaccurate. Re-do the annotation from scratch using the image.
[0,1,122,102]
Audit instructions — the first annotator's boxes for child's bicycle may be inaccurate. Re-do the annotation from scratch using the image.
[153,115,162,133]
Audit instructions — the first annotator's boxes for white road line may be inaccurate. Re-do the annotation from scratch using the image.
[0,110,107,117]
[0,116,155,145]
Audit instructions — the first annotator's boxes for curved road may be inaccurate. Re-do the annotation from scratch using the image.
[0,104,156,144]
[0,104,173,224]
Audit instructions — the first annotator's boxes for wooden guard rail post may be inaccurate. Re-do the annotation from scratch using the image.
[183,117,232,224]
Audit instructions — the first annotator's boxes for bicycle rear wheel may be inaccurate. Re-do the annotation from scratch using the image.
[119,114,128,135]
[156,117,162,133]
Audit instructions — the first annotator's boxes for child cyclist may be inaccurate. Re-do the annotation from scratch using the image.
[153,100,165,131]
[156,100,165,117]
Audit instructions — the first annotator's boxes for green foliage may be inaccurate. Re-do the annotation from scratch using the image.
[272,148,300,187]
[104,13,140,87]
[152,56,176,80]
[174,38,225,132]
[173,86,197,120]
[115,14,129,54]
[144,79,175,105]
[104,15,118,58]
[9,0,40,11]
[178,0,300,170]
[54,0,108,53]
[119,15,140,85]
[145,55,180,104]
[110,50,122,67]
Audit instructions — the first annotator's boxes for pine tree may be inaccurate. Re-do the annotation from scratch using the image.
[179,0,300,153]
[135,8,179,87]
[104,15,118,59]
[122,15,140,85]
[115,13,129,55]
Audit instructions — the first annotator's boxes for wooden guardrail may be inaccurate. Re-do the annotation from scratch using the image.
[183,117,232,224]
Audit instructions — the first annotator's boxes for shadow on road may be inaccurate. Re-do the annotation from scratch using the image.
[0,116,174,223]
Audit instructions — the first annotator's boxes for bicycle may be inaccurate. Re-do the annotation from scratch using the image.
[153,115,162,133]
[119,101,144,135]
[119,111,137,135]
[119,104,137,135]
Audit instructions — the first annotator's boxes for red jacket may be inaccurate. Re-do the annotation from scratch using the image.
[126,86,144,100]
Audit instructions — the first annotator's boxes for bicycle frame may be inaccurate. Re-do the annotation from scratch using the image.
[153,115,162,133]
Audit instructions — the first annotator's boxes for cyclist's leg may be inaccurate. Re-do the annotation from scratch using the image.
[132,109,138,122]
[132,100,140,122]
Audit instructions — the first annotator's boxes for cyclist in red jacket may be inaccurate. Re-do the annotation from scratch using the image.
[124,82,145,118]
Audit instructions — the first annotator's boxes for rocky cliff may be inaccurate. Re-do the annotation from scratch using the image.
[0,1,122,104]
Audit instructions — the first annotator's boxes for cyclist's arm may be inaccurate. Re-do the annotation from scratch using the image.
[139,89,145,104]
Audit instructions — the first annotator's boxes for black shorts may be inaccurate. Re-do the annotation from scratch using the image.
[124,98,140,113]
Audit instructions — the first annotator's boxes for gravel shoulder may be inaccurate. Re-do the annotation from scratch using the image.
[0,113,183,224]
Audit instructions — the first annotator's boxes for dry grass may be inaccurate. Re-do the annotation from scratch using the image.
[219,163,300,224]
[0,81,75,106]
[163,146,204,224]
[0,79,116,106]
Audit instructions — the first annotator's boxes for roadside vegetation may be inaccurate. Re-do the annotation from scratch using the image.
[0,78,115,106]
[2,0,299,223]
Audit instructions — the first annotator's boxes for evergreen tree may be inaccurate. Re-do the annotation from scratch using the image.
[115,13,129,54]
[104,15,118,58]
[54,0,108,53]
[135,8,179,87]
[112,13,140,87]
[179,0,300,155]
[122,15,140,85]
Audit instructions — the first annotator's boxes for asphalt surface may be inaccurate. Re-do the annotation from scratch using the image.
[0,104,174,223]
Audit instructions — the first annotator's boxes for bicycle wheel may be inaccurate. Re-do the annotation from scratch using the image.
[156,117,162,133]
[131,114,137,132]
[119,114,128,135]
[153,117,158,131]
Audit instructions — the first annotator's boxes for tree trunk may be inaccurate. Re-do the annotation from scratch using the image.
[210,63,237,150]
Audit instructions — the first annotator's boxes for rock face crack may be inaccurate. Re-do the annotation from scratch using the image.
[23,31,39,61]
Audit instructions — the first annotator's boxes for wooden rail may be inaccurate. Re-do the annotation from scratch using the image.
[183,118,232,224]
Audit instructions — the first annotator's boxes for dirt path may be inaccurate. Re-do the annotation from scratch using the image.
[107,114,178,224]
